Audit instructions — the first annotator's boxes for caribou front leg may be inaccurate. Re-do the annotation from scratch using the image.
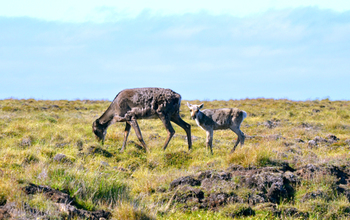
[120,122,131,152]
[171,114,192,150]
[206,130,214,154]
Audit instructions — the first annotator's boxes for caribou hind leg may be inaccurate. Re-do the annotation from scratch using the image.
[120,122,131,152]
[170,114,192,150]
[129,119,149,152]
[230,126,245,153]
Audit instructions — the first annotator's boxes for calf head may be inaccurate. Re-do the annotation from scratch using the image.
[187,102,204,119]
[92,119,107,144]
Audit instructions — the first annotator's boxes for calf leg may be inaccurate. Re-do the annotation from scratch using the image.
[129,119,149,152]
[230,126,245,153]
[120,122,131,152]
[206,130,214,154]
[171,114,192,150]
[158,113,175,150]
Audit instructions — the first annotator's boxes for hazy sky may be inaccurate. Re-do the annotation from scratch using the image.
[1,1,350,101]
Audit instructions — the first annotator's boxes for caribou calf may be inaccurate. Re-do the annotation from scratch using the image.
[187,102,247,154]
[92,88,192,152]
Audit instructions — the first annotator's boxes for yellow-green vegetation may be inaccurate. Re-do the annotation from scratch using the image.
[1,98,350,219]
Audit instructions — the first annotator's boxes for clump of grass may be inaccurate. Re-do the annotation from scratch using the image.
[220,203,255,218]
[112,202,155,220]
[26,193,61,218]
[225,144,276,167]
[25,165,129,210]
[163,151,192,169]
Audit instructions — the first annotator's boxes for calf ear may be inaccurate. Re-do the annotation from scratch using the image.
[187,102,191,108]
[199,103,204,109]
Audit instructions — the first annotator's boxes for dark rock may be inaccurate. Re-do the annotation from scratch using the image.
[57,203,111,220]
[308,140,317,148]
[50,104,60,109]
[296,164,321,179]
[337,186,350,202]
[200,178,238,193]
[0,205,11,220]
[22,183,111,219]
[22,202,47,217]
[301,190,328,202]
[76,140,84,150]
[264,134,285,140]
[262,120,280,129]
[283,171,298,185]
[308,135,339,147]
[267,182,289,204]
[1,202,46,219]
[245,172,282,191]
[283,142,294,147]
[202,193,231,209]
[328,165,348,184]
[174,186,204,203]
[196,170,232,181]
[87,146,113,157]
[326,134,339,143]
[114,167,127,172]
[169,176,201,190]
[295,138,305,143]
[281,207,309,218]
[280,162,296,172]
[53,153,67,162]
[225,204,255,218]
[55,142,69,148]
[21,137,32,147]
[23,183,73,204]
[314,136,328,144]
[345,139,350,146]
[300,122,314,130]
[244,171,294,204]
[226,164,246,172]
[248,193,266,205]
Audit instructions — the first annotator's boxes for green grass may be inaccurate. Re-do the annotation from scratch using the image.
[1,98,350,219]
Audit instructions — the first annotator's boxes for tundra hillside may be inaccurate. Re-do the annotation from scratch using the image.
[1,98,350,219]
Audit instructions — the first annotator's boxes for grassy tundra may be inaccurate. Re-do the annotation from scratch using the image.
[1,98,350,219]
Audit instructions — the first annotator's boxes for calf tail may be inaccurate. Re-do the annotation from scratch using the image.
[242,111,247,120]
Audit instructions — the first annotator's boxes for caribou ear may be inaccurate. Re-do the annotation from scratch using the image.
[199,103,204,109]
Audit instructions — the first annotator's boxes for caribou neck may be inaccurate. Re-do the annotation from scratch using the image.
[98,106,116,127]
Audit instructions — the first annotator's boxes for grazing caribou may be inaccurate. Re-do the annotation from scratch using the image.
[92,88,192,152]
[187,102,247,154]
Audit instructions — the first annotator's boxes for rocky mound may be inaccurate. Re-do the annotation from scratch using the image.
[0,183,111,220]
[164,163,350,218]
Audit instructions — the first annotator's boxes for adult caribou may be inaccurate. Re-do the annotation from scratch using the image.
[92,88,192,152]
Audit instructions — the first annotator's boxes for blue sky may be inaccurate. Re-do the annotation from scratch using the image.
[1,1,350,101]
